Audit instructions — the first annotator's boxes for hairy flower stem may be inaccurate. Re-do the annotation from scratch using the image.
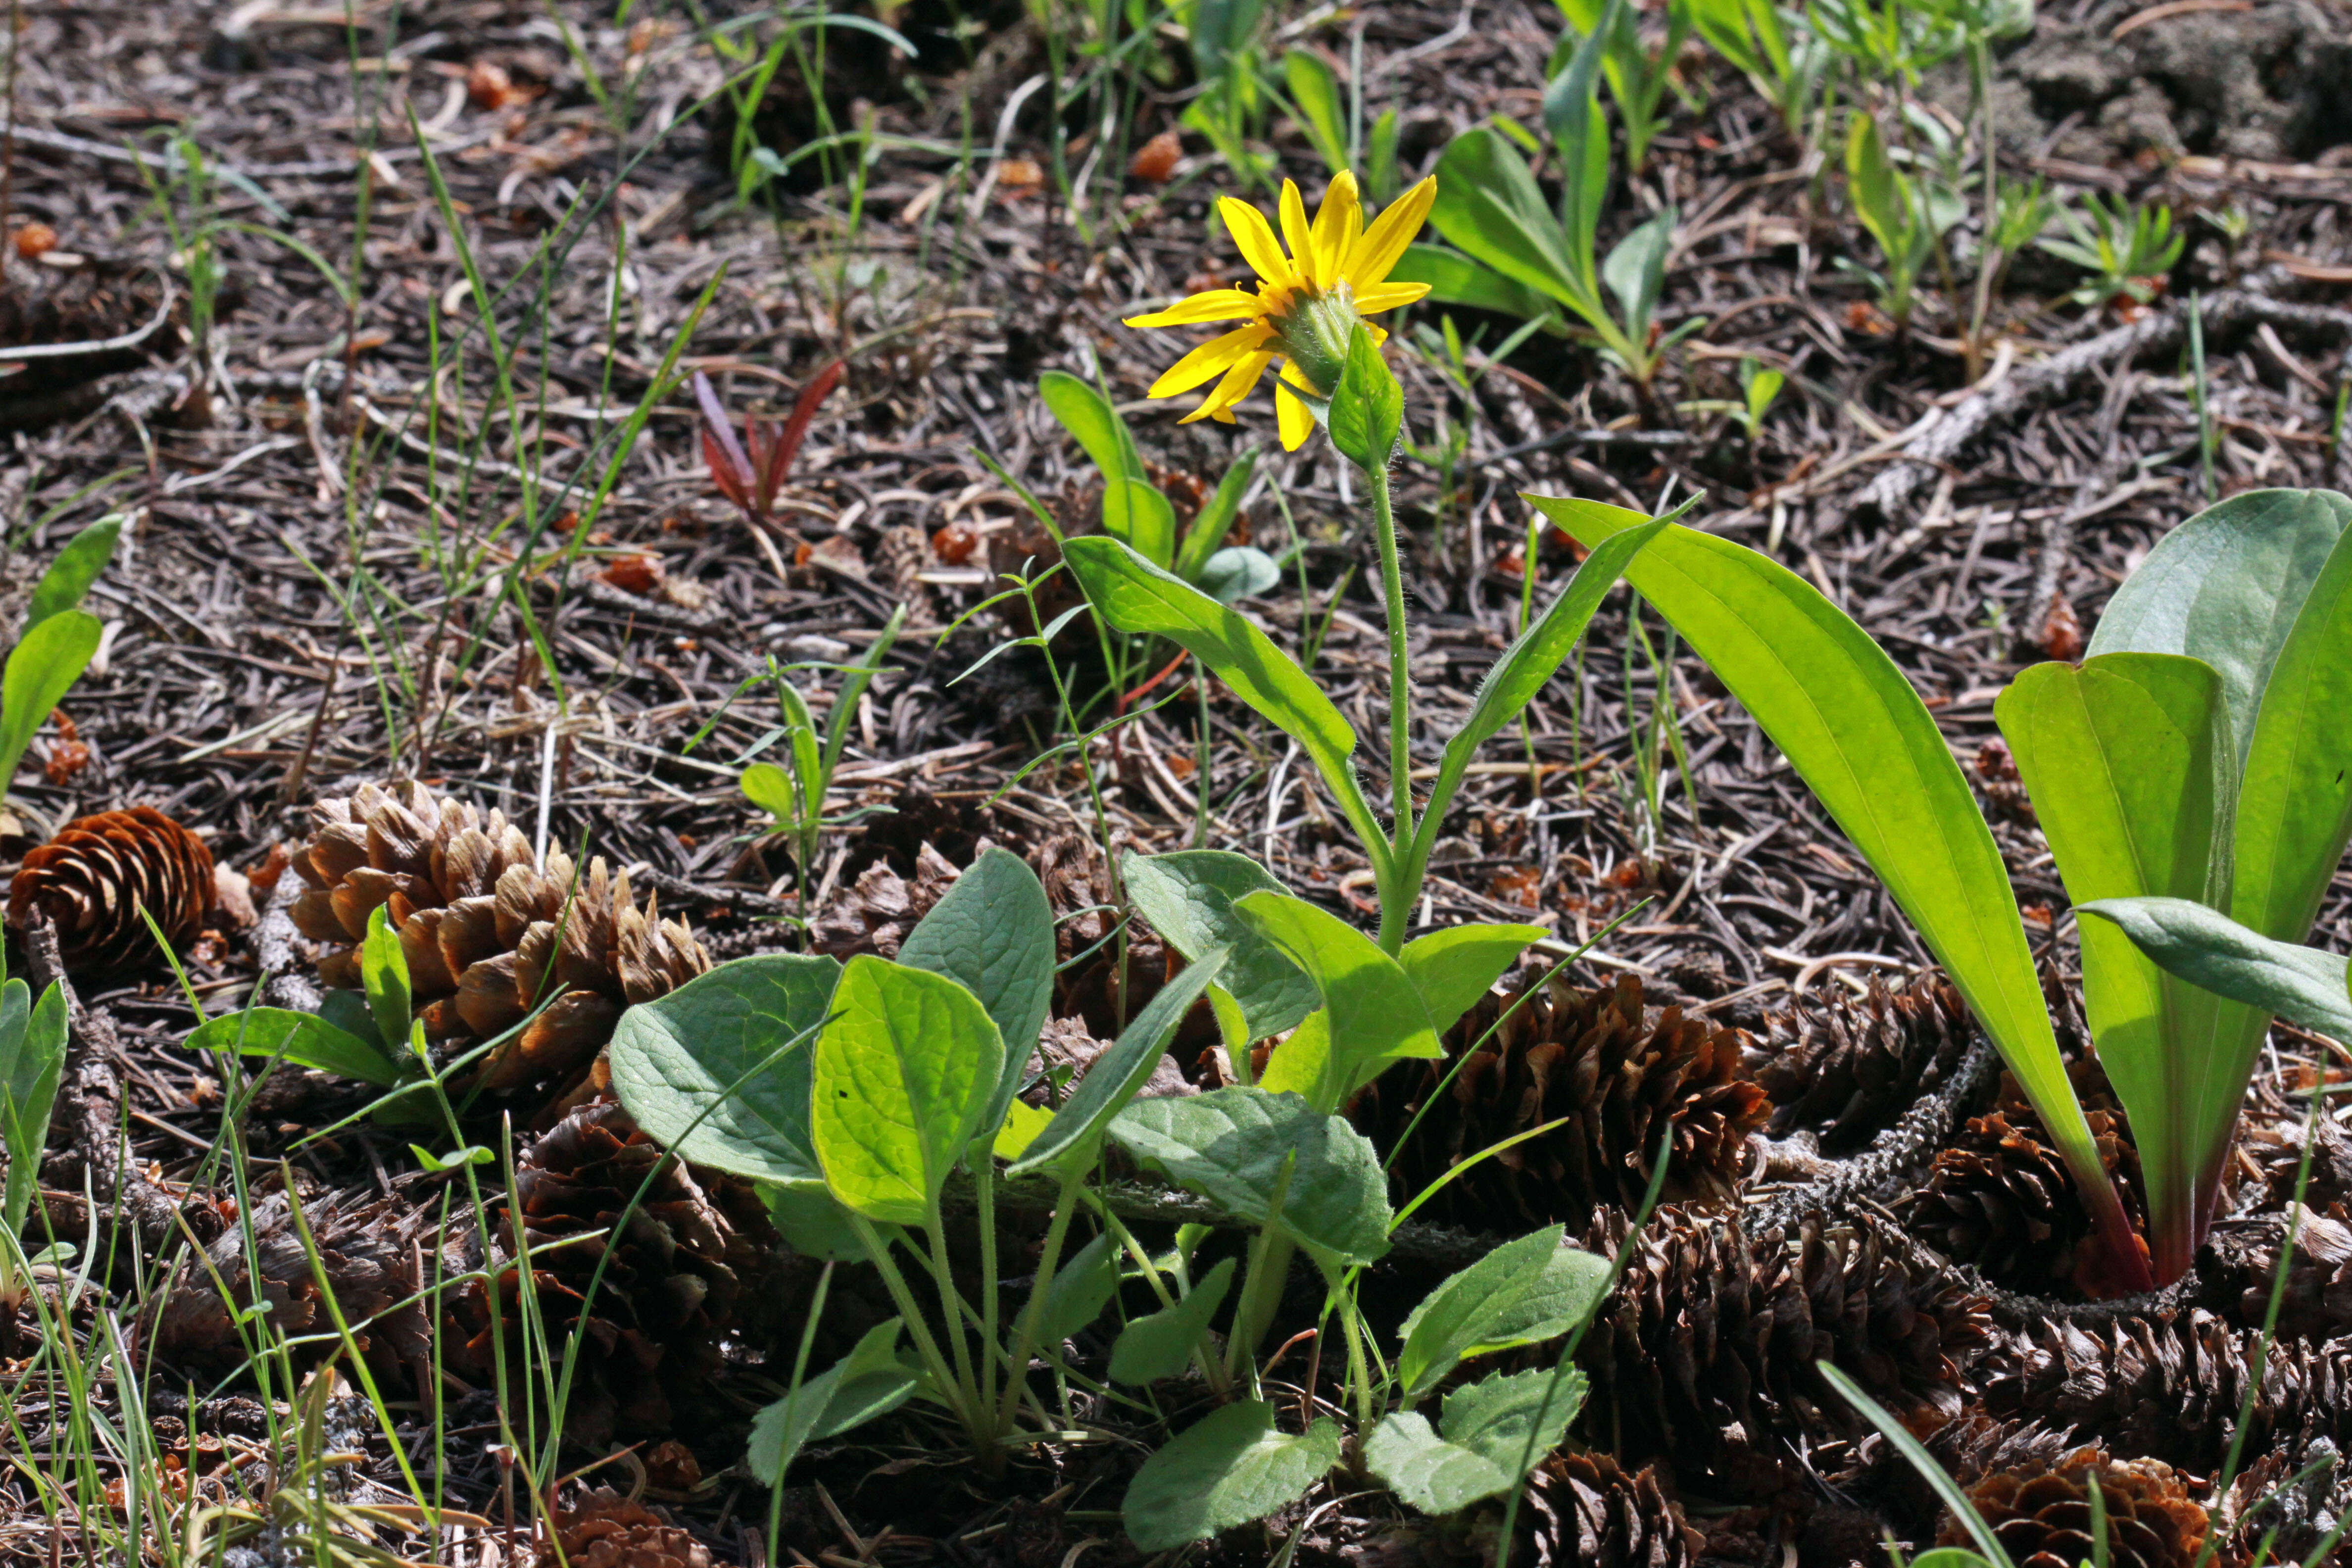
[1365,456,1416,956]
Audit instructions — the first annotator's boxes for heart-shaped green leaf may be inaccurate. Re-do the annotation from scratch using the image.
[814,956,1005,1224]
[608,954,842,1187]
[1110,1086,1391,1267]
[1123,850,1319,1043]
[1395,1226,1610,1398]
[897,846,1055,1153]
[1123,1402,1340,1551]
[1109,1256,1234,1384]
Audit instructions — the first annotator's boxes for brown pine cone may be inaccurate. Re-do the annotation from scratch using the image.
[1523,1452,1703,1568]
[1908,1058,2144,1294]
[1982,1310,2352,1468]
[808,839,965,958]
[7,806,213,972]
[2212,1438,2350,1568]
[1354,971,1768,1227]
[287,781,708,1099]
[445,1102,785,1450]
[2200,1206,2352,1342]
[1576,1207,1991,1502]
[1751,974,1973,1151]
[1836,1415,2084,1548]
[1940,1444,2206,1568]
[151,1188,448,1390]
[538,1487,718,1568]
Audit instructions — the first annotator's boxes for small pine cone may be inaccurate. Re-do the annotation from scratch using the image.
[1982,1310,2352,1468]
[2212,1438,2348,1568]
[286,781,708,1097]
[809,839,964,958]
[2240,1078,2352,1213]
[1354,972,1767,1227]
[1840,1415,2083,1545]
[1940,1444,2206,1568]
[1752,975,1973,1150]
[1522,1452,1703,1568]
[7,806,213,972]
[447,1102,783,1449]
[2199,1206,2352,1341]
[151,1189,446,1389]
[1908,1058,2145,1295]
[538,1487,717,1568]
[1576,1207,1991,1501]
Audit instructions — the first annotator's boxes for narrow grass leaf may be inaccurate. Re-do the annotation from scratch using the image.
[184,1007,406,1087]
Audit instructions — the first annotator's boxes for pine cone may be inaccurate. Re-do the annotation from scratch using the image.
[1752,975,1973,1151]
[1983,1310,2352,1469]
[7,806,213,972]
[808,839,964,958]
[1940,1444,2206,1568]
[539,1487,718,1568]
[287,781,708,1099]
[1837,1415,2084,1547]
[1577,1207,1992,1501]
[1354,972,1767,1227]
[151,1188,446,1389]
[2200,1206,2352,1342]
[2212,1438,2348,1568]
[1523,1452,1703,1568]
[445,1102,784,1449]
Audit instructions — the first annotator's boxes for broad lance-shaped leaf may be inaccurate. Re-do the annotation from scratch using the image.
[25,516,121,631]
[1235,892,1438,1111]
[1997,653,2240,1281]
[0,980,66,1232]
[2077,897,2352,1042]
[1398,922,1544,1037]
[1409,512,1674,874]
[185,1007,407,1088]
[2230,512,2352,949]
[896,846,1055,1153]
[1532,494,2150,1290]
[1109,1257,1234,1384]
[1039,372,1174,568]
[1110,1087,1392,1267]
[1007,949,1226,1177]
[1064,536,1389,868]
[1123,851,1319,1043]
[747,1319,919,1484]
[813,956,1005,1225]
[1395,1225,1610,1400]
[1124,1402,1341,1551]
[0,609,101,787]
[609,955,843,1187]
[2087,488,2351,765]
[1429,130,1588,314]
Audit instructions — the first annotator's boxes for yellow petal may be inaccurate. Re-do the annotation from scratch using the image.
[1275,360,1316,451]
[1147,323,1274,398]
[1125,289,1265,328]
[1278,181,1315,280]
[1353,281,1430,314]
[1180,349,1273,425]
[1219,197,1296,288]
[1343,175,1437,289]
[1308,172,1361,289]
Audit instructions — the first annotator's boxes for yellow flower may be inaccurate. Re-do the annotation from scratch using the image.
[1124,172,1436,451]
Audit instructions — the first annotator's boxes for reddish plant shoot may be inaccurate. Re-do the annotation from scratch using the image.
[692,360,843,529]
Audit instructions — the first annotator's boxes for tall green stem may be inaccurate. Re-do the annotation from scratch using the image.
[1364,458,1415,954]
[974,1161,1000,1422]
[995,1165,1083,1436]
